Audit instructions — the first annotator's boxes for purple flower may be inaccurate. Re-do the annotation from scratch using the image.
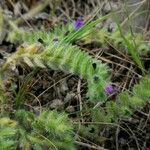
[105,85,113,94]
[74,18,84,29]
[63,19,68,25]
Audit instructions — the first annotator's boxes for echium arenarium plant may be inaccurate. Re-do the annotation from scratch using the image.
[0,110,75,150]
[82,25,150,55]
[0,16,113,150]
[5,16,112,103]
[91,76,150,123]
[3,16,150,118]
[4,42,110,102]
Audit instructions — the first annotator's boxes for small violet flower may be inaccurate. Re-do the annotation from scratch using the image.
[105,85,113,94]
[63,18,68,25]
[74,18,84,29]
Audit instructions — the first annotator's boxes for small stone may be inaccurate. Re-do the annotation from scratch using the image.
[49,99,63,109]
[66,106,75,113]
